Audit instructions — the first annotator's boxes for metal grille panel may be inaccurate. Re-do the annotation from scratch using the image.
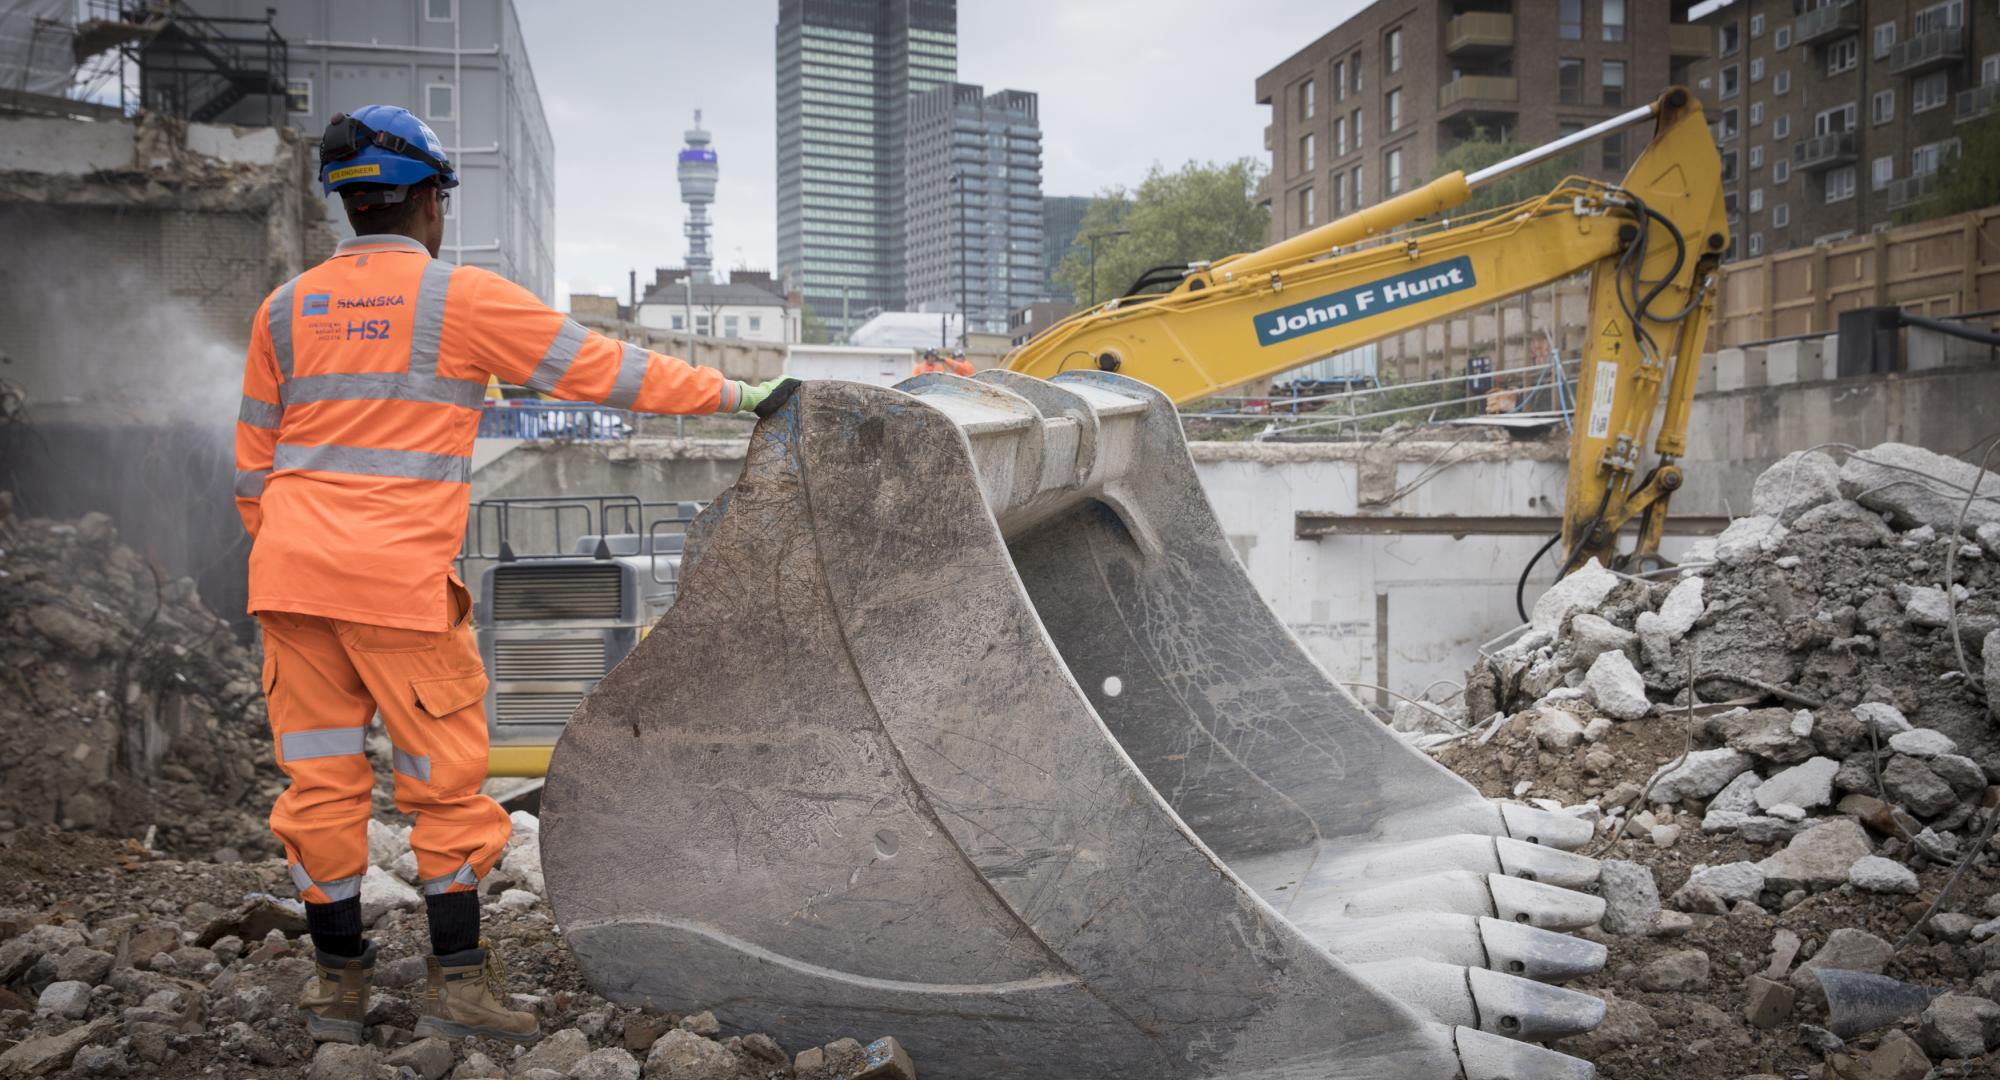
[494,638,606,680]
[491,564,622,621]
[495,691,585,726]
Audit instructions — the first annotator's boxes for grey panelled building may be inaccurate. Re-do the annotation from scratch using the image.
[904,84,1044,335]
[1255,1,1709,245]
[174,0,555,302]
[1040,194,1090,303]
[776,0,957,339]
[1686,0,2000,260]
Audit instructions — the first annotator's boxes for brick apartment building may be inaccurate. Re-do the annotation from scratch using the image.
[1257,1,1712,244]
[1686,0,2000,260]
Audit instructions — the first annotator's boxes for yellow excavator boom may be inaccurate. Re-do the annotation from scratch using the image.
[1006,87,1728,570]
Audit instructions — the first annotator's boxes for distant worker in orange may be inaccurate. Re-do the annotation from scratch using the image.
[944,350,975,377]
[913,348,949,376]
[232,105,796,1047]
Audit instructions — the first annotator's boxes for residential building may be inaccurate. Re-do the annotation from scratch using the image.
[1255,1,1711,243]
[1009,300,1075,346]
[637,269,800,344]
[903,83,1044,335]
[1687,0,2000,259]
[134,0,557,301]
[776,0,956,340]
[1040,194,1091,302]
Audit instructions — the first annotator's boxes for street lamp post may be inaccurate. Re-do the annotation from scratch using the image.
[1085,228,1132,306]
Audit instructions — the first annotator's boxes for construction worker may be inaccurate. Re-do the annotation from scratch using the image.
[945,350,975,377]
[912,348,948,377]
[231,105,797,1047]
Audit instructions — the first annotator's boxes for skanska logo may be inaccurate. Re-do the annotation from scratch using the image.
[301,292,330,316]
[336,295,407,310]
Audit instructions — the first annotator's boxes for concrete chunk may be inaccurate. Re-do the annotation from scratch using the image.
[1752,450,1842,523]
[1840,442,2000,534]
[1649,748,1754,804]
[1758,818,1873,892]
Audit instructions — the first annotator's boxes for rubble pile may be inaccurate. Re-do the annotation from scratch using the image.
[0,505,282,859]
[0,812,915,1080]
[1429,441,2000,1079]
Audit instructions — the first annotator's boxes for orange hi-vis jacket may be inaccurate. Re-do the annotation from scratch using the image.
[235,235,740,631]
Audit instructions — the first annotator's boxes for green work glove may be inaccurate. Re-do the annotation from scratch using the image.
[736,377,801,418]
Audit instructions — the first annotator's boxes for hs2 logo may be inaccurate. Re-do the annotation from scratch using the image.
[346,319,392,340]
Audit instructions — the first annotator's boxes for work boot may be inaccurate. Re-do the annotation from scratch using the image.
[298,940,376,1044]
[413,940,541,1043]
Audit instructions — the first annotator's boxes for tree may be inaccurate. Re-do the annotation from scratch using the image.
[798,302,832,345]
[1906,113,2000,223]
[1053,159,1270,304]
[1432,126,1581,217]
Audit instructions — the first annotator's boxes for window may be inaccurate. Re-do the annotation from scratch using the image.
[749,315,763,333]
[1872,89,1894,125]
[1559,58,1585,104]
[1334,60,1346,101]
[1716,107,1739,140]
[1720,22,1740,56]
[1751,13,1764,37]
[1300,186,1316,227]
[1985,54,2000,85]
[1351,51,1363,93]
[1872,156,1895,190]
[1749,233,1764,256]
[1603,132,1625,171]
[723,315,739,337]
[1335,116,1347,156]
[695,315,711,335]
[1774,159,1791,184]
[1603,60,1626,106]
[1334,171,1348,215]
[1773,204,1789,228]
[1352,164,1364,206]
[1827,38,1858,75]
[285,77,311,114]
[1913,2,1963,35]
[1824,165,1856,203]
[1602,0,1625,41]
[425,0,455,20]
[1301,133,1315,172]
[425,82,455,121]
[1302,79,1316,120]
[1912,72,1948,112]
[1386,148,1403,194]
[1750,101,1764,126]
[1352,108,1364,148]
[1873,21,1897,59]
[1721,65,1740,99]
[1559,0,1582,40]
[1750,188,1764,213]
[1385,88,1402,131]
[1722,149,1739,183]
[1774,69,1790,95]
[1386,27,1402,74]
[1774,25,1791,49]
[1773,113,1791,139]
[1750,144,1764,169]
[1913,140,1958,175]
[1814,103,1855,135]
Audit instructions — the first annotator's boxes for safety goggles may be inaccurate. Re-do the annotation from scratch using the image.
[319,113,454,178]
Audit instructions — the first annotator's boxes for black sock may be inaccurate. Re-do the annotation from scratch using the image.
[425,890,482,957]
[306,897,365,959]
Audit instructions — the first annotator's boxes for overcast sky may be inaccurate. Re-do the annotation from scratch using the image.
[514,0,1363,310]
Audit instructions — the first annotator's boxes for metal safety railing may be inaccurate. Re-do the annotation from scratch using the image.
[478,401,636,441]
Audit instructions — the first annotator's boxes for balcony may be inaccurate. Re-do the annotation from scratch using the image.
[1887,26,1964,75]
[1438,75,1518,112]
[1445,12,1513,53]
[1958,82,2000,123]
[1886,172,1937,210]
[1793,0,1861,46]
[1264,123,1275,152]
[1792,130,1856,171]
[1668,23,1712,59]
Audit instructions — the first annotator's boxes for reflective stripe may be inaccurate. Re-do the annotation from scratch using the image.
[420,862,481,896]
[605,342,647,409]
[392,746,432,782]
[407,260,455,376]
[721,380,740,413]
[274,443,471,484]
[289,862,363,901]
[234,469,269,498]
[280,725,368,762]
[281,372,486,409]
[525,320,589,393]
[269,278,298,379]
[238,396,285,429]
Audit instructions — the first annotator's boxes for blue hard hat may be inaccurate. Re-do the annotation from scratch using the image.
[317,104,458,196]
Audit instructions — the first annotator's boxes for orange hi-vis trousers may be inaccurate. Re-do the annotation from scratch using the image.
[259,580,508,905]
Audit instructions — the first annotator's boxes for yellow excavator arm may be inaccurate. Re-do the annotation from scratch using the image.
[1007,87,1728,571]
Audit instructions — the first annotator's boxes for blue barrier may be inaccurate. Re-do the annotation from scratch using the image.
[479,402,635,441]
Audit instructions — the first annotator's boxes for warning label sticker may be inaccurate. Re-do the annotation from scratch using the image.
[1587,361,1618,439]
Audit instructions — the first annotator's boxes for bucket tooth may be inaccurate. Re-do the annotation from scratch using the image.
[1308,914,1607,983]
[1476,916,1610,982]
[1309,834,1600,891]
[1492,837,1602,888]
[1352,960,1605,1040]
[544,374,1609,1078]
[1497,802,1596,849]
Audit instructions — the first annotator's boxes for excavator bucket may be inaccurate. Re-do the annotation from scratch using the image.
[541,372,1610,1079]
